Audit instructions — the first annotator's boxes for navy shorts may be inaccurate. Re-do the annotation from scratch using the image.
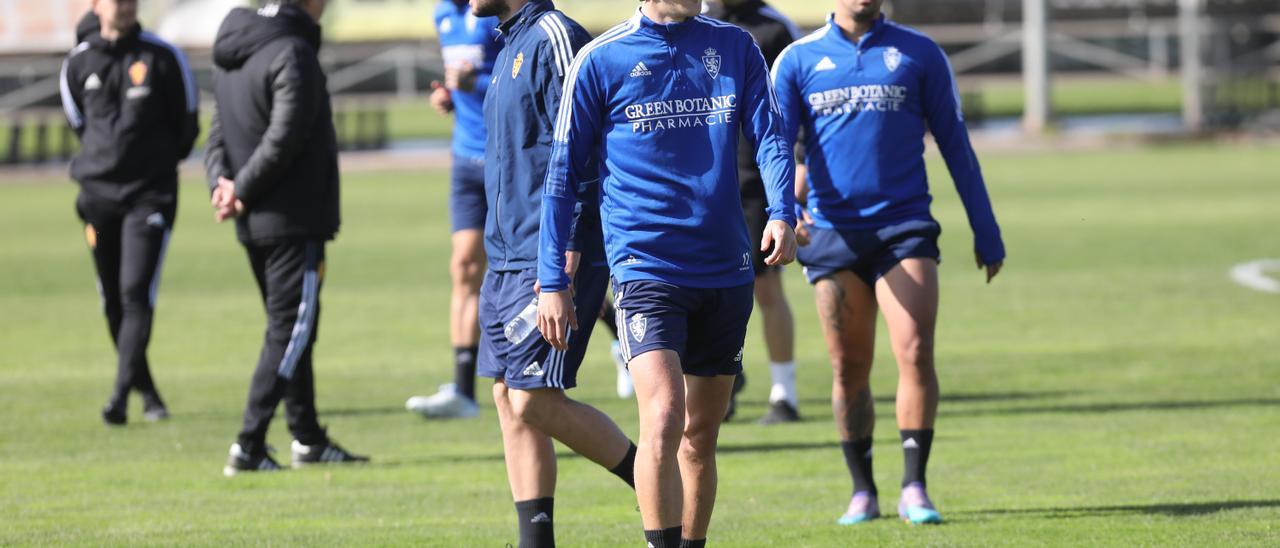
[612,279,753,377]
[477,264,608,390]
[449,154,487,233]
[797,218,941,286]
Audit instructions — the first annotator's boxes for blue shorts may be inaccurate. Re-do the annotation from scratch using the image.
[477,265,608,390]
[797,219,941,286]
[449,154,487,233]
[612,279,753,377]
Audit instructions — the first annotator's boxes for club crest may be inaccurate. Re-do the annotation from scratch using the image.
[702,48,721,79]
[884,47,902,72]
[128,61,148,86]
[629,313,647,343]
[512,51,524,79]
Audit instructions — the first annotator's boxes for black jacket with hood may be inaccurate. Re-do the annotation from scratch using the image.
[204,4,340,244]
[60,13,199,205]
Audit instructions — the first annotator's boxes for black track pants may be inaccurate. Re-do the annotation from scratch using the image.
[236,240,329,454]
[77,192,174,405]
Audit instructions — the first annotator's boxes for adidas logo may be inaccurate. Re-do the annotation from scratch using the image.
[815,56,837,72]
[522,362,544,376]
[85,73,102,90]
[903,438,919,449]
[630,62,652,78]
[530,512,551,523]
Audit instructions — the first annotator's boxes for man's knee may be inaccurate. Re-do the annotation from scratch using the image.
[641,402,685,455]
[753,271,786,309]
[508,388,564,429]
[832,352,873,391]
[450,252,484,287]
[894,336,935,371]
[679,414,720,461]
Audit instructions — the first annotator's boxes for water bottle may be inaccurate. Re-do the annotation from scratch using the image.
[504,297,540,344]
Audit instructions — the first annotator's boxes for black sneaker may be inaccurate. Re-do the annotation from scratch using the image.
[723,372,747,422]
[290,439,370,468]
[758,401,801,425]
[223,443,283,477]
[102,402,126,426]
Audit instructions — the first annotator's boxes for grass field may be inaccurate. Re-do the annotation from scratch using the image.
[2,143,1278,545]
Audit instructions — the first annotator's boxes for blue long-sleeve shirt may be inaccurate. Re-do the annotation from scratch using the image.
[482,0,599,271]
[539,10,796,291]
[435,0,500,160]
[772,15,1005,265]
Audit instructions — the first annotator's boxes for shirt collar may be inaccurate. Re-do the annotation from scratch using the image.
[636,7,699,38]
[497,0,553,37]
[825,12,886,49]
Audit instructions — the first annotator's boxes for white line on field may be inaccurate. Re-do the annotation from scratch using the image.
[1230,259,1280,294]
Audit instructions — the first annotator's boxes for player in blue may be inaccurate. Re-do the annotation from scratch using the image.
[771,0,1005,526]
[405,0,501,420]
[537,1,797,545]
[474,0,640,546]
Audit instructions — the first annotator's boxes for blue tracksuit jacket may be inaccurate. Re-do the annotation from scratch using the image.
[435,0,501,160]
[772,15,1005,265]
[482,0,598,272]
[539,10,796,291]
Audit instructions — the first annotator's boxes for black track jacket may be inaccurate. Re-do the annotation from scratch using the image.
[204,5,340,244]
[59,17,198,204]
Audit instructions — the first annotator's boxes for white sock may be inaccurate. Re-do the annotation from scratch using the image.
[768,361,797,407]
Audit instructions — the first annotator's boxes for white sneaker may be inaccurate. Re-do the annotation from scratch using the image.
[611,340,634,399]
[405,383,479,419]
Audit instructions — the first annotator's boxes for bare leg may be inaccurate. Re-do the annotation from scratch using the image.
[508,387,631,468]
[678,374,735,540]
[493,381,556,500]
[753,269,794,363]
[449,229,485,347]
[874,259,940,430]
[628,349,686,530]
[814,272,880,441]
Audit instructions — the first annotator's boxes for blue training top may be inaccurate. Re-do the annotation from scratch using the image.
[539,10,796,291]
[482,0,599,272]
[772,14,1005,265]
[435,0,501,160]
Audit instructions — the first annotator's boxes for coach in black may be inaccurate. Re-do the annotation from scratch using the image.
[59,1,198,426]
[205,0,367,475]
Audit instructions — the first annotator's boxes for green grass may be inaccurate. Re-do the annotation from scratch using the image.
[975,78,1183,118]
[2,143,1279,545]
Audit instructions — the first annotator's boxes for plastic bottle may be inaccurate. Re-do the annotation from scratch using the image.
[504,297,540,344]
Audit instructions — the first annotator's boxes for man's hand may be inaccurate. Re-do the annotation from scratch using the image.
[976,251,1003,284]
[211,177,244,222]
[537,289,577,351]
[761,219,797,266]
[429,81,454,115]
[445,61,479,93]
[795,208,814,247]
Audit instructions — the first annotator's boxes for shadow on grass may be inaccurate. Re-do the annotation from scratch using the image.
[739,389,1079,408]
[325,405,407,417]
[947,397,1280,418]
[377,440,840,468]
[969,499,1280,518]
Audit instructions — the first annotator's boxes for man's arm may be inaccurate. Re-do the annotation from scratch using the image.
[536,19,598,257]
[232,43,322,206]
[740,40,796,227]
[920,43,1005,269]
[537,41,602,293]
[156,39,200,159]
[740,39,797,265]
[59,51,86,138]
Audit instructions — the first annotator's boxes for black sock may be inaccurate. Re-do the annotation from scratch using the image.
[514,497,555,548]
[680,539,706,548]
[599,299,619,339]
[453,346,478,401]
[608,443,637,489]
[643,526,682,548]
[900,429,935,488]
[841,437,877,496]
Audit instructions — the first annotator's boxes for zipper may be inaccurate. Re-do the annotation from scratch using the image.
[492,45,508,266]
